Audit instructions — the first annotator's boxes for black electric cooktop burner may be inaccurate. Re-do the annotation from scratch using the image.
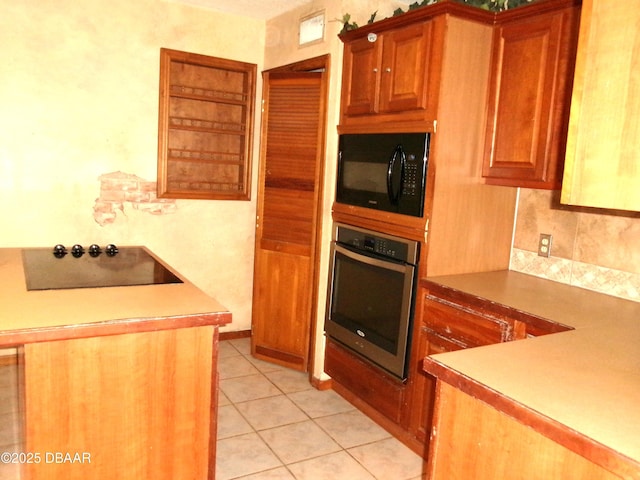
[22,245,183,291]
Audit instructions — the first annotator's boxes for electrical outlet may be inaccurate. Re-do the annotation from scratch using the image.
[538,233,553,258]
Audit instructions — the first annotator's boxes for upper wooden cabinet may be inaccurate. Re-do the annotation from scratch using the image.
[561,0,640,211]
[340,21,434,122]
[336,2,499,131]
[482,0,581,189]
[157,48,256,200]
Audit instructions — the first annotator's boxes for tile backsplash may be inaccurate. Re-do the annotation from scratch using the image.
[511,189,640,302]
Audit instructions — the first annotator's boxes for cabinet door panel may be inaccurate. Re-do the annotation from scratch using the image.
[483,6,580,189]
[252,249,312,370]
[407,326,465,444]
[380,21,432,113]
[341,37,381,116]
[562,0,640,211]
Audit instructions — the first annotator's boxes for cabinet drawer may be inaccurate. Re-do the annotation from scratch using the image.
[424,327,466,355]
[325,340,405,423]
[423,295,509,347]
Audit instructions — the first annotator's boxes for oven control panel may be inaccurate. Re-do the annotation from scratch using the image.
[334,224,418,265]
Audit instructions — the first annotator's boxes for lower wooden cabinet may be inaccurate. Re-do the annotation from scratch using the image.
[324,281,570,455]
[406,326,465,444]
[427,382,622,480]
[324,339,406,424]
[405,283,569,449]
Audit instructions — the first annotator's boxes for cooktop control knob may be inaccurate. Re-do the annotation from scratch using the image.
[71,244,85,258]
[88,244,102,257]
[53,244,67,258]
[105,244,119,257]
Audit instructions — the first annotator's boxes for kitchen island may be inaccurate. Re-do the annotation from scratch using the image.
[421,271,640,479]
[0,248,231,480]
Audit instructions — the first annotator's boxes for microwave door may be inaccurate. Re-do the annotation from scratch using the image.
[387,145,405,206]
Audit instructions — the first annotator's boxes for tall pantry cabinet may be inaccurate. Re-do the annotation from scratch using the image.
[329,1,518,455]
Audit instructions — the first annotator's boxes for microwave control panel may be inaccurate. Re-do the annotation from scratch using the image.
[403,160,419,197]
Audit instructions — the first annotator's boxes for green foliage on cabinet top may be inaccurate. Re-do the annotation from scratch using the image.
[338,0,538,34]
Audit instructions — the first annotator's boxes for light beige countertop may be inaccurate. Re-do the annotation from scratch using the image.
[0,247,231,347]
[422,270,640,473]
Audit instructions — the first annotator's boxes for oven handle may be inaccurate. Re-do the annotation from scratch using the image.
[333,243,411,272]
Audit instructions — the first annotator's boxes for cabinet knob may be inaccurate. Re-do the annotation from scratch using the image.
[385,67,391,73]
[373,68,378,73]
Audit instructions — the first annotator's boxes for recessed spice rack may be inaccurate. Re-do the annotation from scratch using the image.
[157,48,256,200]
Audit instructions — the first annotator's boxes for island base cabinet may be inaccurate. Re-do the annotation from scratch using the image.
[20,326,217,480]
[427,381,622,480]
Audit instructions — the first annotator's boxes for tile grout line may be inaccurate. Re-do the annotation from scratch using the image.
[224,346,391,479]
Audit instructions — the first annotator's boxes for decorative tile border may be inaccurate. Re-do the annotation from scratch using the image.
[510,248,640,303]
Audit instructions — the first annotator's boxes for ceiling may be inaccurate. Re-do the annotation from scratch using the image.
[170,0,314,20]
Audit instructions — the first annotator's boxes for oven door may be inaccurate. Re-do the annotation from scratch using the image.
[325,243,416,379]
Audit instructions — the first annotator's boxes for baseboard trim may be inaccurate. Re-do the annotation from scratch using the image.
[219,329,251,341]
[310,376,333,391]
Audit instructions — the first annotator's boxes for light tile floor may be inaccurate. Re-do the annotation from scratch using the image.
[217,338,425,480]
[0,339,425,480]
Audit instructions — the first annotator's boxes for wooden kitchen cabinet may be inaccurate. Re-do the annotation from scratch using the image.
[561,0,640,211]
[329,1,520,457]
[406,326,464,444]
[157,48,256,200]
[482,0,581,189]
[22,327,218,480]
[340,20,435,125]
[406,282,569,448]
[325,339,406,424]
[407,289,509,444]
[427,381,623,480]
[422,294,511,346]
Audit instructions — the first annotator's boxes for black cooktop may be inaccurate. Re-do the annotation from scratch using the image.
[22,245,183,291]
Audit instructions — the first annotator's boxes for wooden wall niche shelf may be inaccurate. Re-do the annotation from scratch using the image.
[157,48,256,200]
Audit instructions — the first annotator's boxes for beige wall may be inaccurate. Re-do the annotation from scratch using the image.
[512,189,640,301]
[0,0,265,331]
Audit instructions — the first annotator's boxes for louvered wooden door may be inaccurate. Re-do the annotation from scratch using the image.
[251,69,326,371]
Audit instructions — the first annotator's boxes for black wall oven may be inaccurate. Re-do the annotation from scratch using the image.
[325,224,419,380]
[336,132,430,217]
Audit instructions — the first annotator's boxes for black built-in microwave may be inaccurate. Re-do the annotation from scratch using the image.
[336,132,430,217]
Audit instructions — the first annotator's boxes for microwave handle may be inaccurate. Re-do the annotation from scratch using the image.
[387,145,405,205]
